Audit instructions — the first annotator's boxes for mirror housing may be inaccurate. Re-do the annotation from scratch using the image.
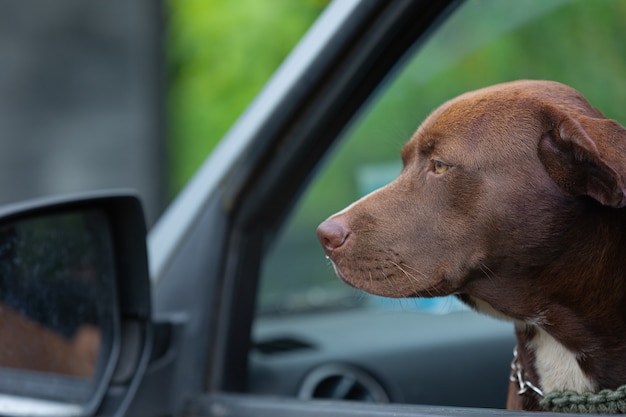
[0,191,152,417]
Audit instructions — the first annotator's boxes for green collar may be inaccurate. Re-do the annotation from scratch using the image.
[541,386,626,414]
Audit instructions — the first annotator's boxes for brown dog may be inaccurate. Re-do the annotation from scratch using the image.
[316,80,626,411]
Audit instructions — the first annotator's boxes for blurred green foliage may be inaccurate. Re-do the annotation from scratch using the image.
[166,0,327,196]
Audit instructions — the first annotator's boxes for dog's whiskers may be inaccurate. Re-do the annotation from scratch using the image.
[389,260,422,293]
[397,261,429,279]
[392,260,437,296]
[479,262,497,287]
[397,261,439,297]
[379,264,402,293]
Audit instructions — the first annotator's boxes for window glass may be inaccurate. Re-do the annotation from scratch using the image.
[258,0,626,316]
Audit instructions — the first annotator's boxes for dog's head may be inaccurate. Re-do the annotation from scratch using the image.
[317,80,626,318]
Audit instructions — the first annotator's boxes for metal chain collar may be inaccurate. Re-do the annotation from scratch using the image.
[510,347,544,398]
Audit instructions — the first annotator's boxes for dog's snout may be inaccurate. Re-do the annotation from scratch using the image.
[317,218,349,255]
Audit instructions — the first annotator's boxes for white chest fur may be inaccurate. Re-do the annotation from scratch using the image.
[529,327,597,393]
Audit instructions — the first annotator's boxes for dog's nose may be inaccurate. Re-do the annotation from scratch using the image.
[317,218,349,255]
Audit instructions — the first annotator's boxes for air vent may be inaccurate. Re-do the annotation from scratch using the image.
[254,337,314,355]
[298,364,389,403]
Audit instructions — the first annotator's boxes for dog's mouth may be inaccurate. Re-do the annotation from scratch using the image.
[326,251,453,299]
[317,215,462,298]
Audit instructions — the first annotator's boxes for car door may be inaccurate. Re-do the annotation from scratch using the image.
[127,0,626,416]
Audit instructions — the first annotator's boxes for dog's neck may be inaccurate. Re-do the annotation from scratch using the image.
[464,206,626,397]
[534,208,626,392]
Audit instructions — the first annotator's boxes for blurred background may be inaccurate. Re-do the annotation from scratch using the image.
[0,0,325,226]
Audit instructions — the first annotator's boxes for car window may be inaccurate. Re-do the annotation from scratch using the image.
[257,0,626,316]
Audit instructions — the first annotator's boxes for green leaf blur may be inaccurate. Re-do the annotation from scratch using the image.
[166,0,327,196]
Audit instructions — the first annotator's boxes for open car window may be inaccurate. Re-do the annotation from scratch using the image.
[258,0,626,316]
[252,0,626,409]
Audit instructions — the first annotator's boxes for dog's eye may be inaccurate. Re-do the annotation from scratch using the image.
[433,160,449,174]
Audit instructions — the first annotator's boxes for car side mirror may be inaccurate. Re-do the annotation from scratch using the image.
[0,192,152,417]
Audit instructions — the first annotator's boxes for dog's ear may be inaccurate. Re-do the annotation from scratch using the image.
[538,113,626,208]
